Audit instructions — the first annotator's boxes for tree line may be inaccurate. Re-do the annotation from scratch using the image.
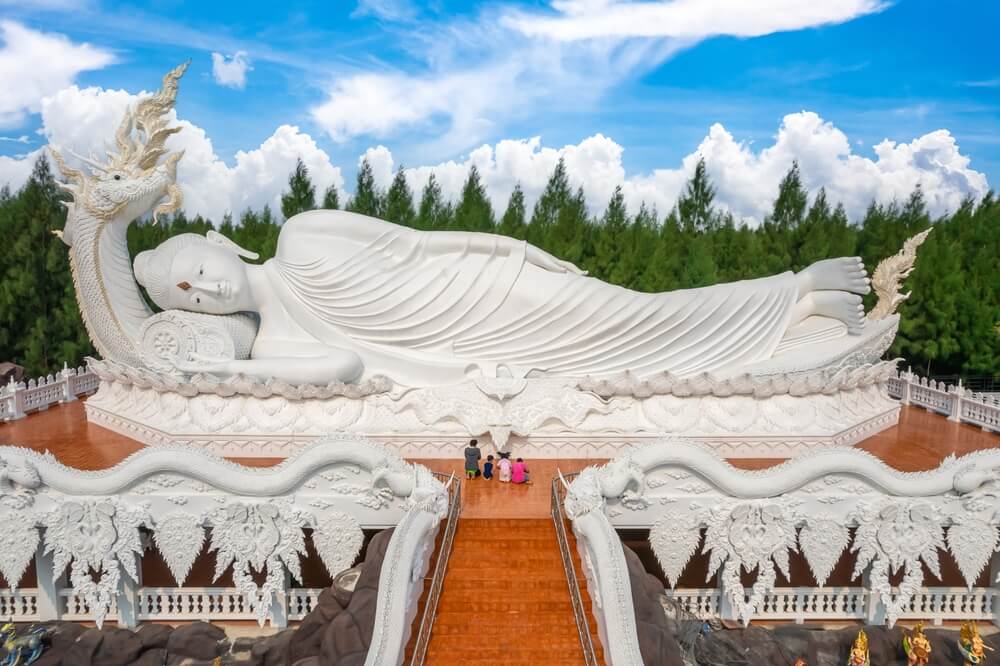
[1,155,997,379]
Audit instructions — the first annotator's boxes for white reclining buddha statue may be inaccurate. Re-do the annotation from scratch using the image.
[51,64,912,390]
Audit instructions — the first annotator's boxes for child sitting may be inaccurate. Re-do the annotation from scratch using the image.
[497,454,512,483]
[483,455,495,480]
[512,457,529,484]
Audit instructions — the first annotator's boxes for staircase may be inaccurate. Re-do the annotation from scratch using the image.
[426,518,589,665]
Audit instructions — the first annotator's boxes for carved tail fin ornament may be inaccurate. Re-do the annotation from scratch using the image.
[868,228,932,321]
[48,63,190,367]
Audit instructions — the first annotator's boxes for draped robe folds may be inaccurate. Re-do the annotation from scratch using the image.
[261,212,799,387]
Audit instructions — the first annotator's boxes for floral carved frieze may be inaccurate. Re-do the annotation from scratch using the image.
[43,500,146,627]
[0,435,447,628]
[566,439,1000,627]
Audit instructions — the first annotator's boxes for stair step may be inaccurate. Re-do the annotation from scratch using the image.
[423,491,603,664]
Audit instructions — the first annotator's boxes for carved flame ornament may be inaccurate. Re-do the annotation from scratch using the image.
[868,228,932,320]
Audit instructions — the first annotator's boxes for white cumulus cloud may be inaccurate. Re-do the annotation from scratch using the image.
[17,84,343,222]
[0,20,114,128]
[389,112,987,225]
[0,91,986,230]
[211,51,252,89]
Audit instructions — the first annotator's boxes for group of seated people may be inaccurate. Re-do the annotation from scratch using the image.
[463,439,529,483]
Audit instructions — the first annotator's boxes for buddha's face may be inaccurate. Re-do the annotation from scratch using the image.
[168,243,252,314]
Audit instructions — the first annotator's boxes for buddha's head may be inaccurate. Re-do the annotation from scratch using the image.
[133,231,258,314]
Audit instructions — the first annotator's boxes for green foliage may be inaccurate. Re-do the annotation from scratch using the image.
[452,166,494,232]
[280,158,317,220]
[3,156,998,379]
[528,158,570,247]
[416,174,452,230]
[383,167,416,228]
[0,157,93,374]
[497,183,527,239]
[321,184,340,210]
[677,158,717,232]
[346,158,382,217]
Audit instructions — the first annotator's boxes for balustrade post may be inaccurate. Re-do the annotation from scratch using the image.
[900,368,912,406]
[269,566,290,628]
[948,380,963,423]
[9,378,25,420]
[60,363,77,403]
[116,553,142,628]
[862,569,885,626]
[716,577,736,622]
[34,541,64,621]
[990,552,1000,629]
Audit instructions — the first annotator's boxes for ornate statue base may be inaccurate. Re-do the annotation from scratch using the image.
[83,318,902,459]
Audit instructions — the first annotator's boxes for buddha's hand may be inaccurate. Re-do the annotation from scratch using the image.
[170,352,233,377]
[526,246,587,275]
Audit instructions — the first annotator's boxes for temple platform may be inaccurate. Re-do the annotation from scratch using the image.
[1,397,996,478]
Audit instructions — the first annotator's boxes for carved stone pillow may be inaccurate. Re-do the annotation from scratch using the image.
[138,310,259,374]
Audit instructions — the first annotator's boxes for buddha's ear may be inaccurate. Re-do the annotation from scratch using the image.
[206,230,260,260]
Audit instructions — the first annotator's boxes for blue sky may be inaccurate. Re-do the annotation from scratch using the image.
[0,0,997,223]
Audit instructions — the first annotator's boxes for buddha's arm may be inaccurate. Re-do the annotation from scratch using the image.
[333,215,585,275]
[173,349,364,385]
[421,229,586,275]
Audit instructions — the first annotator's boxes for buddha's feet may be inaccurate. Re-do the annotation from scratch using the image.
[801,257,871,295]
[807,291,866,335]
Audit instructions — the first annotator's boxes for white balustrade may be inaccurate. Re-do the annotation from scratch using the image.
[666,587,992,626]
[887,369,1000,433]
[1,364,98,422]
[0,589,41,621]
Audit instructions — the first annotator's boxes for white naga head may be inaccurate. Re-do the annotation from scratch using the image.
[49,62,189,245]
[134,230,259,314]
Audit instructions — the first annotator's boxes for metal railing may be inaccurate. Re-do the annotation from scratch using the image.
[551,472,600,666]
[408,472,462,666]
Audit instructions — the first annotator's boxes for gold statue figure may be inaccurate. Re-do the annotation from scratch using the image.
[959,621,993,665]
[848,629,870,666]
[903,622,931,666]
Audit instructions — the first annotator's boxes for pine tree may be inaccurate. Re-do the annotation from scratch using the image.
[548,186,590,267]
[759,162,808,273]
[347,158,382,217]
[769,162,808,231]
[383,167,416,227]
[497,184,527,239]
[452,166,494,232]
[321,184,340,210]
[0,157,92,374]
[528,158,570,248]
[280,158,317,220]
[416,174,449,230]
[615,202,658,290]
[677,158,717,232]
[642,209,684,292]
[590,185,628,281]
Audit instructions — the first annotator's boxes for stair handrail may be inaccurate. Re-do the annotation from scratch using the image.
[552,470,600,666]
[408,471,462,665]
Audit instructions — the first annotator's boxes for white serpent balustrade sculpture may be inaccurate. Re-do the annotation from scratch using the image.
[563,440,1000,666]
[0,435,447,666]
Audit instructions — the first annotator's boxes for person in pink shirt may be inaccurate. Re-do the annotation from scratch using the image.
[511,457,529,484]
